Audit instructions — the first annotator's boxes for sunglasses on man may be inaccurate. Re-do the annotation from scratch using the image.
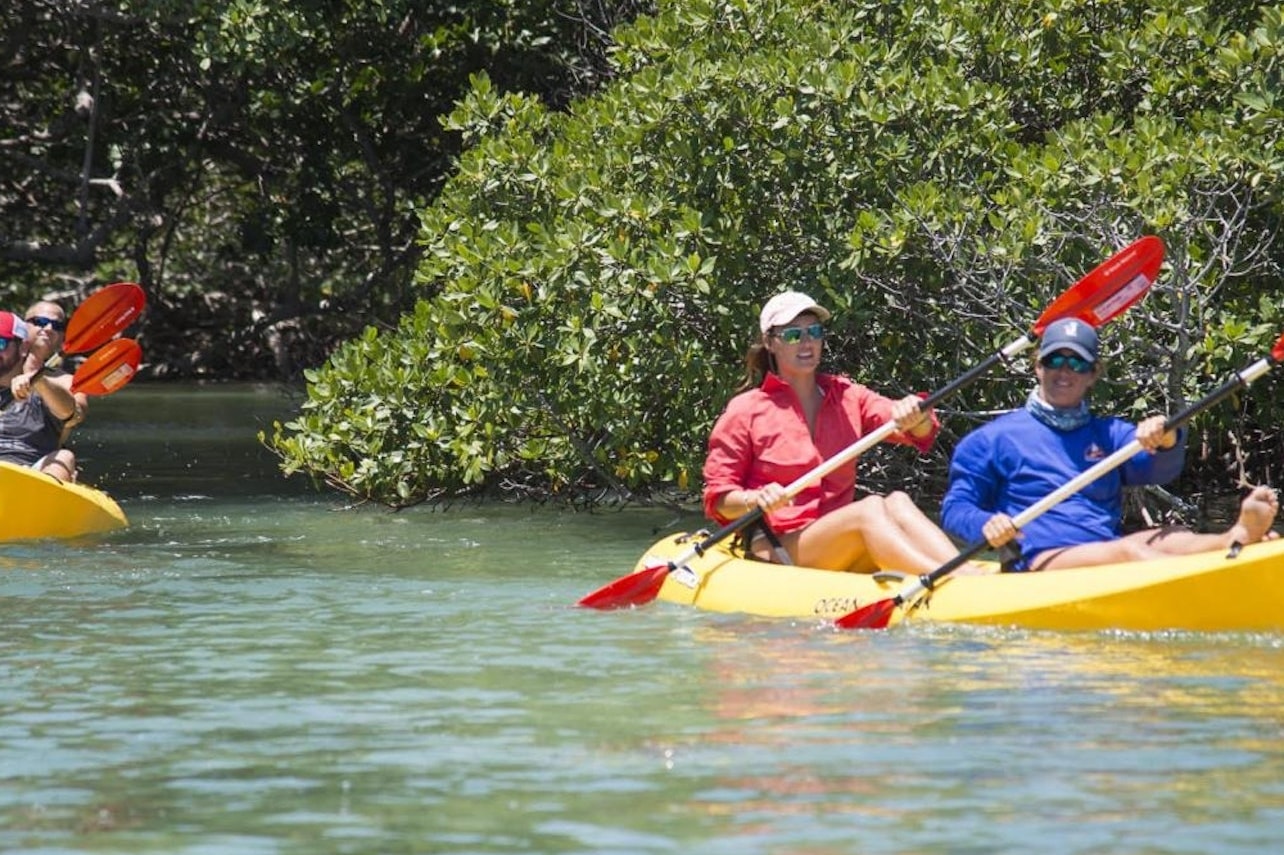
[26,315,67,332]
[1040,352,1094,374]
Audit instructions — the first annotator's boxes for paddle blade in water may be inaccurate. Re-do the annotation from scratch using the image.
[1033,236,1163,334]
[832,598,898,630]
[72,338,142,396]
[578,563,668,610]
[64,282,146,355]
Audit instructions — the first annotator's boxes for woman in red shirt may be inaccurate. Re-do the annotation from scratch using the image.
[702,291,975,574]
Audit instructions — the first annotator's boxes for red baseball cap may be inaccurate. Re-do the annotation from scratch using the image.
[0,311,29,341]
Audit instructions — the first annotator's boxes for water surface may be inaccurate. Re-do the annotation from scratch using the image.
[2,385,1281,854]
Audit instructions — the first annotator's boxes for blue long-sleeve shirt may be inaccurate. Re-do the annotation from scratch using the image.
[941,409,1186,570]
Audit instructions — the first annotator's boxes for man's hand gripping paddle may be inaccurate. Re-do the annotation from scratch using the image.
[578,236,1164,610]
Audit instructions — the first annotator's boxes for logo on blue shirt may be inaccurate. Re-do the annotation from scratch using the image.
[1084,443,1106,461]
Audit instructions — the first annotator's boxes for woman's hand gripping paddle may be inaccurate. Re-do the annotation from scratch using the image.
[835,327,1284,631]
[577,236,1164,611]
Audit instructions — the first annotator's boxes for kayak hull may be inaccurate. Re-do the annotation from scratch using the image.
[0,461,128,542]
[638,532,1284,632]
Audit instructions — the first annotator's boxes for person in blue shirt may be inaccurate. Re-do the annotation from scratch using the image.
[942,317,1279,572]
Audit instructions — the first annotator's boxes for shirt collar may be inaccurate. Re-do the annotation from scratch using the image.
[762,371,834,396]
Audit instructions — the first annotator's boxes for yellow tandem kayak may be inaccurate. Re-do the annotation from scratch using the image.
[0,460,128,543]
[638,531,1284,633]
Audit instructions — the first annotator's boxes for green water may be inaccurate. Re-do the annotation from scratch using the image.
[2,385,1282,854]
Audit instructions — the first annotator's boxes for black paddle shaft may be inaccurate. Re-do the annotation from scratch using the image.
[917,340,1029,412]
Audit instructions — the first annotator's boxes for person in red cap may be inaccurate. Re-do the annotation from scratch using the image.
[942,317,1278,571]
[0,312,26,375]
[702,291,983,574]
[0,307,82,482]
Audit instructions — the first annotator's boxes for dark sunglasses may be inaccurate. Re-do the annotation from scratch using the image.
[773,323,826,344]
[26,315,67,332]
[0,337,16,352]
[1040,352,1094,374]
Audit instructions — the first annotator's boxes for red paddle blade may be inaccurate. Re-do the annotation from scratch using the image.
[71,338,142,396]
[578,563,668,610]
[1033,235,1164,334]
[64,282,146,355]
[1272,331,1284,364]
[832,598,897,630]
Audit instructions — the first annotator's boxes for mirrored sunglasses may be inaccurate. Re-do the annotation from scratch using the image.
[1040,352,1094,374]
[0,337,17,352]
[773,323,825,344]
[26,315,67,332]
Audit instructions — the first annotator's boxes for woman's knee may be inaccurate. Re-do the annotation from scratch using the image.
[884,491,915,513]
[884,490,930,524]
[832,495,890,527]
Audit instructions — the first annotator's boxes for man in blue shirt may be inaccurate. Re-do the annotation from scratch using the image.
[942,318,1279,571]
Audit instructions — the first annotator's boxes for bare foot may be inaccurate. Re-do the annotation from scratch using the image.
[1228,486,1280,545]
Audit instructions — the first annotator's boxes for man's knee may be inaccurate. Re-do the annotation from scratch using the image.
[42,452,77,482]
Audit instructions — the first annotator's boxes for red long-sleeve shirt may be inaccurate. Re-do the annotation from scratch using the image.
[702,372,938,533]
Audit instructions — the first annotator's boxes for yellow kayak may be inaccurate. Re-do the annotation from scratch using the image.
[638,531,1284,632]
[0,460,128,542]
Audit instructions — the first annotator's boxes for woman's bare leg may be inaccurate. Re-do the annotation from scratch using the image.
[778,495,952,574]
[883,491,961,560]
[882,491,992,575]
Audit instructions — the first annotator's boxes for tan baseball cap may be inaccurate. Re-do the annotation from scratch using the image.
[759,292,831,333]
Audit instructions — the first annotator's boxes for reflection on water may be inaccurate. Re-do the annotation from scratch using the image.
[669,623,1284,853]
[2,384,1282,854]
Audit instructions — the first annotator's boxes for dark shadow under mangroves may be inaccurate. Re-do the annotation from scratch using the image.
[70,381,312,499]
